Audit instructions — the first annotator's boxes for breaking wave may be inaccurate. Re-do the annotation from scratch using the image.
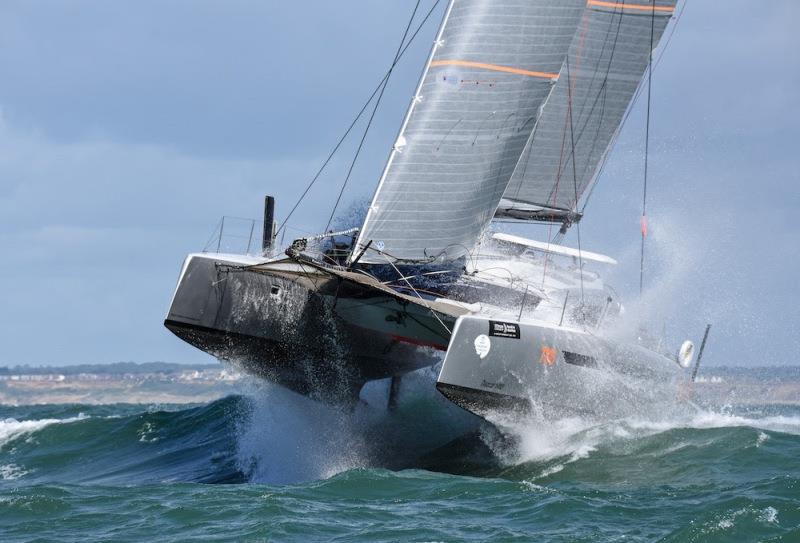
[1,381,800,488]
[3,380,800,542]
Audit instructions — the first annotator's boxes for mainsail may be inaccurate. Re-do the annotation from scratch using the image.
[497,0,678,223]
[353,0,586,264]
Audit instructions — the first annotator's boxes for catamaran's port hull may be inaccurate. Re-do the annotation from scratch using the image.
[165,254,461,403]
[437,316,683,421]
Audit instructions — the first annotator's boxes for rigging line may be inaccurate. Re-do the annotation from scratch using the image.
[564,5,625,189]
[545,3,599,209]
[276,0,441,236]
[403,311,451,342]
[381,269,455,285]
[565,57,586,305]
[379,253,452,335]
[202,217,224,253]
[640,0,656,295]
[509,3,596,209]
[580,0,686,215]
[547,1,623,217]
[545,10,590,208]
[542,97,574,281]
[559,2,622,167]
[508,9,592,208]
[324,0,424,232]
[508,2,683,220]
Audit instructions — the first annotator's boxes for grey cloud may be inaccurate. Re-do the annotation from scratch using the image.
[0,0,798,366]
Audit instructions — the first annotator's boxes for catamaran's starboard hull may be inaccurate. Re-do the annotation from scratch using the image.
[437,316,683,421]
[165,254,459,404]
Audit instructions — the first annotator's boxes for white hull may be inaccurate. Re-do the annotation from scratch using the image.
[437,316,683,421]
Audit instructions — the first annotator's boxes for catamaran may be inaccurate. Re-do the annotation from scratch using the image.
[165,0,695,421]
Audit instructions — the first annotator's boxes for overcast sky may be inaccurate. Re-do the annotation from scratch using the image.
[0,1,797,367]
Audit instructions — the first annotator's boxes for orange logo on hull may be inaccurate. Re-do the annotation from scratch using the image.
[540,346,558,366]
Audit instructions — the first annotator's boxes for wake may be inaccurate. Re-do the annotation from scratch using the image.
[475,402,800,483]
[2,380,799,487]
[232,361,800,484]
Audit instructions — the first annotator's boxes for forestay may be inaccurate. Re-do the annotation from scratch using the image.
[498,0,677,223]
[353,0,585,264]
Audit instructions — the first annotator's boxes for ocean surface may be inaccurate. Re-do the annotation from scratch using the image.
[2,375,800,542]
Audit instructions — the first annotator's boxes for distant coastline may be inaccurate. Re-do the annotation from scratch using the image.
[1,362,799,407]
[0,361,221,376]
[0,361,241,406]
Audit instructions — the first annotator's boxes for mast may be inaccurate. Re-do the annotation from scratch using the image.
[640,0,657,294]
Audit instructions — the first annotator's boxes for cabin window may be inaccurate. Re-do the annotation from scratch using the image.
[563,351,597,369]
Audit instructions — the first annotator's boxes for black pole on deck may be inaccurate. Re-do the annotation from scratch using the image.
[518,285,529,321]
[691,324,712,383]
[262,195,276,255]
[388,376,402,411]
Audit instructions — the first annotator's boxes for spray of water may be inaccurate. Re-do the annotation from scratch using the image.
[233,366,480,484]
[232,203,788,483]
[234,381,368,484]
[474,211,775,471]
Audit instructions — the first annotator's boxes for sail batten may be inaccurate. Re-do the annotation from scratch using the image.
[431,60,560,79]
[353,0,587,264]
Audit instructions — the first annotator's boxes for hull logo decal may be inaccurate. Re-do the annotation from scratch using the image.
[540,346,558,366]
[489,320,520,339]
[474,334,491,359]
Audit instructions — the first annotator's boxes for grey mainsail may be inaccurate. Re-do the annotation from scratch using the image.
[498,0,677,223]
[353,0,586,264]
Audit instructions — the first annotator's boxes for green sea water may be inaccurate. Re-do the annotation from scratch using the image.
[2,386,799,542]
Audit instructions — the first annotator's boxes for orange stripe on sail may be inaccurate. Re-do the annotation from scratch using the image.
[430,60,558,80]
[587,0,675,13]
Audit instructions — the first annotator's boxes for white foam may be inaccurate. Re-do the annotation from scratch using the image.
[716,516,735,530]
[761,506,779,524]
[537,463,565,478]
[482,409,603,468]
[137,421,159,443]
[483,403,800,472]
[520,480,555,493]
[0,415,86,447]
[625,410,800,436]
[0,463,28,480]
[709,506,780,533]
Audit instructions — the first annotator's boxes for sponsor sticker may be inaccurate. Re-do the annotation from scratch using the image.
[540,346,558,366]
[474,334,491,359]
[488,320,520,339]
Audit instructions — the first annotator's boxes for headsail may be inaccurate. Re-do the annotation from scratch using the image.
[353,0,586,264]
[498,0,678,223]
